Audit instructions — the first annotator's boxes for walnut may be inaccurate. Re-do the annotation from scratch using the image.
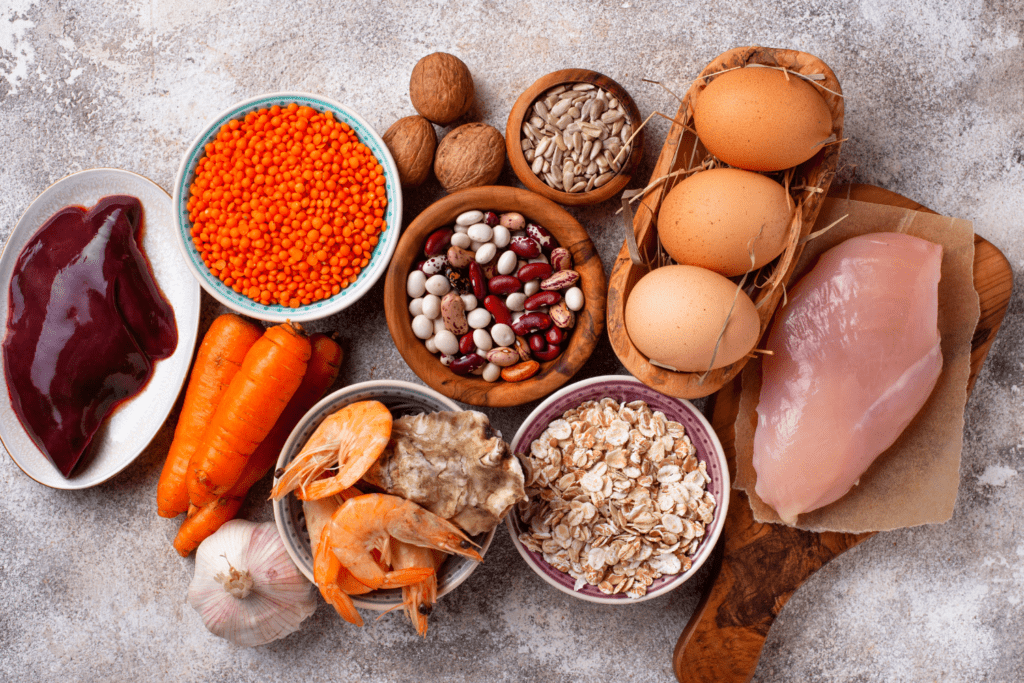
[382,115,436,188]
[409,52,475,125]
[433,123,506,192]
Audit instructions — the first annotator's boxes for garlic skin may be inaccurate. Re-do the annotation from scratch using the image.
[188,519,316,647]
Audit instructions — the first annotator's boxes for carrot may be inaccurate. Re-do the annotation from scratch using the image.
[186,321,312,507]
[173,333,342,555]
[156,314,264,518]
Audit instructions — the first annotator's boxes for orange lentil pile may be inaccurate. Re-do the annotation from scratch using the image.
[187,102,388,308]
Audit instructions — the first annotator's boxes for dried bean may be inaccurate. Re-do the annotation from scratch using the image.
[525,290,561,310]
[450,354,487,376]
[424,228,453,256]
[488,275,522,295]
[509,235,541,259]
[468,262,487,299]
[441,292,468,335]
[517,262,553,283]
[483,295,513,326]
[501,360,541,382]
[511,312,552,336]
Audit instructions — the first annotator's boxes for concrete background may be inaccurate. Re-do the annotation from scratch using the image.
[2,1,1022,681]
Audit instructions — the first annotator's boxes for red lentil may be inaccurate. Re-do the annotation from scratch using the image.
[186,102,388,308]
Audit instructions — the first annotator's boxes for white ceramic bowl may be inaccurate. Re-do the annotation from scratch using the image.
[172,92,402,322]
[272,380,495,612]
[505,375,729,604]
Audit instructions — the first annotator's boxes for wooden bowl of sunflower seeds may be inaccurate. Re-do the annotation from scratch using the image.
[506,69,644,206]
[505,375,729,604]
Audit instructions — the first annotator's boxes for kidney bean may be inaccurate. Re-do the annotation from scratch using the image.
[514,336,532,362]
[468,262,487,299]
[480,256,498,279]
[501,360,541,382]
[450,353,487,376]
[499,212,525,230]
[546,326,565,345]
[516,262,553,283]
[482,211,499,226]
[540,269,580,290]
[509,235,541,259]
[549,247,573,272]
[488,275,522,295]
[445,266,472,295]
[533,342,562,362]
[549,300,576,329]
[486,346,520,367]
[524,290,561,310]
[528,333,547,354]
[446,245,475,268]
[441,291,468,335]
[511,312,552,336]
[483,295,512,326]
[424,228,454,256]
[526,223,556,253]
[459,331,475,355]
[421,255,447,275]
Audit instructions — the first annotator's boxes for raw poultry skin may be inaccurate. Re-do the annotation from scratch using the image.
[753,233,943,524]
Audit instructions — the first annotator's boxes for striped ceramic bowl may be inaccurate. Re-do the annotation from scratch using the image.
[172,92,402,323]
[505,375,729,604]
[272,380,495,612]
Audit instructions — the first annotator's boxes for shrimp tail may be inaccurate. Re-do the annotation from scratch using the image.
[322,584,364,626]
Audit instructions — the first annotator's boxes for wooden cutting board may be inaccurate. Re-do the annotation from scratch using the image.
[672,184,1014,682]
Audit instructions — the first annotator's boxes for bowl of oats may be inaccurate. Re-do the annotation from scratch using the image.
[505,375,729,603]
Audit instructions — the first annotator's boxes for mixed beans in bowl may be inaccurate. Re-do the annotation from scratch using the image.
[383,186,607,407]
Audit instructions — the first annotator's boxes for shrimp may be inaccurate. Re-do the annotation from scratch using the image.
[271,400,392,501]
[326,493,482,590]
[390,540,440,637]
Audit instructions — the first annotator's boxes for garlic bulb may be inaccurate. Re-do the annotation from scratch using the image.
[188,519,316,646]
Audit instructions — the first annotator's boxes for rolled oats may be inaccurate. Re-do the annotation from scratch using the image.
[516,399,716,598]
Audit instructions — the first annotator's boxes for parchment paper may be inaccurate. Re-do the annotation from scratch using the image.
[733,197,979,532]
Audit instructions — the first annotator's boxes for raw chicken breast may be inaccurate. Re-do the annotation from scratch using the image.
[753,232,943,524]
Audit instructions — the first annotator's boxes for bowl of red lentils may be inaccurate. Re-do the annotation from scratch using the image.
[172,92,403,322]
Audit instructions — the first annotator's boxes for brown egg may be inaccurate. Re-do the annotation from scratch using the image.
[658,168,794,277]
[693,67,832,172]
[624,265,759,372]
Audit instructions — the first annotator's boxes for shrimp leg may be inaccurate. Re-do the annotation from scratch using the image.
[392,540,440,637]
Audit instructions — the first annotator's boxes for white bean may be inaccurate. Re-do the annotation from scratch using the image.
[475,242,497,264]
[412,315,433,340]
[497,250,518,275]
[425,274,451,296]
[433,316,447,334]
[467,308,492,329]
[408,297,424,317]
[451,232,472,249]
[470,240,487,252]
[467,223,493,242]
[456,210,484,226]
[505,292,527,311]
[407,270,427,298]
[434,330,460,356]
[425,336,438,354]
[482,362,501,382]
[565,286,585,311]
[454,224,469,234]
[460,293,478,311]
[421,294,441,319]
[492,225,511,248]
[524,280,541,296]
[491,323,515,347]
[473,328,493,351]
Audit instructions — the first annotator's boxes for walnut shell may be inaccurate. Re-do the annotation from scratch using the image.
[434,123,506,193]
[409,52,475,126]
[382,115,437,188]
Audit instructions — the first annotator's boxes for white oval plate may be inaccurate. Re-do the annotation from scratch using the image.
[0,169,202,489]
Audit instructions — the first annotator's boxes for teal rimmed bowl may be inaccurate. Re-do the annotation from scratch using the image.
[172,92,402,323]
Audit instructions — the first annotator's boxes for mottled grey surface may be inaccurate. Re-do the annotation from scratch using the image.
[1,1,1022,682]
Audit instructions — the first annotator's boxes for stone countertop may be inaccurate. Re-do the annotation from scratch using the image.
[1,1,1022,681]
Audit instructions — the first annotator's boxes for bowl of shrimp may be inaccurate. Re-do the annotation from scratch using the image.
[271,379,496,631]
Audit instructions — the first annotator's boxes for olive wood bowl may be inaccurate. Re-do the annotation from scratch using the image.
[383,186,607,407]
[607,46,844,398]
[505,69,644,206]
